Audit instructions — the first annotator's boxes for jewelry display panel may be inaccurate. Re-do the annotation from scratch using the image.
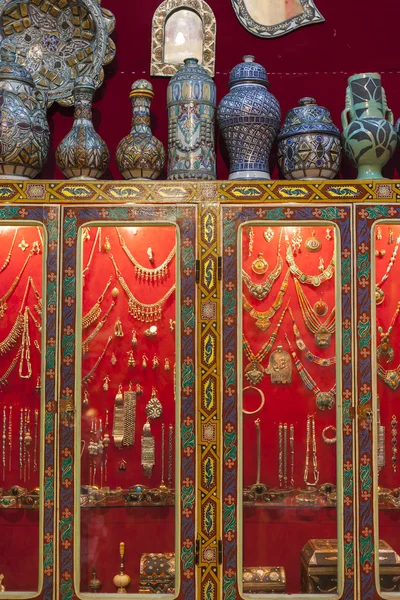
[373,223,400,596]
[0,225,45,593]
[240,224,341,595]
[78,224,178,595]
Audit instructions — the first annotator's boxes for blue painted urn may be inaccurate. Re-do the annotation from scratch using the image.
[278,97,342,179]
[217,55,281,180]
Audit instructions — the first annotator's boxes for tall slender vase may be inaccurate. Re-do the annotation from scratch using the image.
[167,58,216,180]
[342,73,397,179]
[116,79,165,179]
[56,77,109,180]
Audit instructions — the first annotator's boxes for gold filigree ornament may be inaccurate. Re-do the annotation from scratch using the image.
[251,253,268,275]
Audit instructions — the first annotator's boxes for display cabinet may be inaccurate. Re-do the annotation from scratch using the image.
[0,205,59,599]
[1,179,400,600]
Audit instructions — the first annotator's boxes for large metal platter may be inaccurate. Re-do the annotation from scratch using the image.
[0,0,116,105]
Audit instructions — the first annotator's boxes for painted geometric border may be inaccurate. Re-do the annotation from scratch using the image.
[0,181,399,205]
[355,204,400,600]
[221,204,354,600]
[197,202,221,600]
[58,204,196,600]
[0,205,58,600]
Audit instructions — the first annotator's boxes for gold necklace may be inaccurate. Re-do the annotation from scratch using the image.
[242,229,283,300]
[82,301,115,354]
[288,308,335,367]
[19,307,32,379]
[376,235,400,305]
[0,227,19,274]
[242,302,289,385]
[82,227,100,282]
[28,277,42,316]
[82,276,113,329]
[109,254,176,322]
[82,336,112,385]
[0,346,23,387]
[0,277,32,356]
[0,252,32,318]
[294,279,335,348]
[242,269,290,330]
[116,228,176,282]
[285,232,334,286]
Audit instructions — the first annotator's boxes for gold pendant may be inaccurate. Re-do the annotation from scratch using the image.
[314,299,328,317]
[266,346,292,384]
[377,338,394,363]
[376,286,385,305]
[264,227,274,243]
[315,326,331,348]
[305,230,321,253]
[251,253,268,275]
[245,361,265,385]
[316,391,335,411]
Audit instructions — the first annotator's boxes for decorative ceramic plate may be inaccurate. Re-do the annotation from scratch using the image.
[231,0,324,38]
[0,0,116,105]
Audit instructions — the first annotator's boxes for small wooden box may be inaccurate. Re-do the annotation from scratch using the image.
[139,553,175,594]
[301,539,400,594]
[243,567,286,594]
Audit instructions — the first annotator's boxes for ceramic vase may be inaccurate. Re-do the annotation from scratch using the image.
[278,97,341,180]
[116,79,165,179]
[342,73,397,179]
[56,76,109,180]
[0,48,49,179]
[217,55,281,180]
[167,58,216,180]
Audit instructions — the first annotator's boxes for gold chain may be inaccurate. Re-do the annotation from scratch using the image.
[0,227,19,273]
[0,277,32,355]
[116,228,176,282]
[82,301,115,354]
[109,254,176,322]
[82,336,112,385]
[0,252,32,318]
[0,346,22,387]
[82,276,113,329]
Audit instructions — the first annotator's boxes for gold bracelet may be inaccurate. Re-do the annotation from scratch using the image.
[322,425,336,444]
[243,386,265,415]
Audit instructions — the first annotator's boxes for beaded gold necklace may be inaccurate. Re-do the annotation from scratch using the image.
[242,270,290,331]
[285,232,335,287]
[293,279,335,348]
[376,234,400,305]
[242,229,283,300]
[288,307,335,367]
[243,302,289,385]
[82,276,113,329]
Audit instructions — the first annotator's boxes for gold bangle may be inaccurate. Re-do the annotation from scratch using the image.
[243,386,265,415]
[322,425,336,444]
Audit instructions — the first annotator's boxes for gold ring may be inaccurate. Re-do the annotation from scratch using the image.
[243,386,265,415]
[322,425,336,444]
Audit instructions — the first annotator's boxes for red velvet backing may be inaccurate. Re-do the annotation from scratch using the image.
[42,0,400,181]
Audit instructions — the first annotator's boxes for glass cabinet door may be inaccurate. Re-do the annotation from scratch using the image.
[355,207,400,599]
[0,207,58,598]
[59,205,196,599]
[222,205,355,598]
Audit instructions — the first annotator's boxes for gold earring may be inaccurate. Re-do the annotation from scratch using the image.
[127,351,135,367]
[142,354,148,369]
[111,353,117,366]
[169,319,175,331]
[131,330,137,347]
[152,355,159,369]
[83,390,89,406]
[114,317,124,337]
[164,358,170,372]
[103,376,110,391]
[318,257,325,272]
[103,237,111,252]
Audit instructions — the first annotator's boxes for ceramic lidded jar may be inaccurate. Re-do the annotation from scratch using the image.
[56,76,109,179]
[116,79,165,179]
[217,55,281,180]
[167,58,216,180]
[342,73,397,179]
[278,97,342,180]
[0,48,49,179]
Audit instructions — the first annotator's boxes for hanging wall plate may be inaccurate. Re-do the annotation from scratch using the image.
[0,0,116,106]
[231,0,324,38]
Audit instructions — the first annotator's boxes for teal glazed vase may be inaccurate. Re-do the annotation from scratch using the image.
[167,58,216,180]
[342,73,397,179]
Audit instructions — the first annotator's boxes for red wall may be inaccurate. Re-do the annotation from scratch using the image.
[44,0,400,181]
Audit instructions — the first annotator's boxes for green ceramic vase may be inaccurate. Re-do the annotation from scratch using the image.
[341,73,397,179]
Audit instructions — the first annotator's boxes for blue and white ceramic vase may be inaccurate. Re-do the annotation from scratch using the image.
[0,48,49,179]
[217,55,281,180]
[342,73,397,179]
[116,79,165,179]
[278,97,341,179]
[56,76,109,180]
[167,58,216,180]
